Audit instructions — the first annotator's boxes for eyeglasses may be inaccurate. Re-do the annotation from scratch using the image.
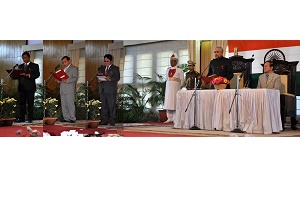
[188,65,193,66]
[104,61,110,62]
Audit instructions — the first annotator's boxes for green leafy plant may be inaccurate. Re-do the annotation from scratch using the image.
[147,72,166,108]
[86,99,101,120]
[116,74,158,123]
[0,97,17,118]
[33,84,45,120]
[43,97,59,117]
[179,63,189,73]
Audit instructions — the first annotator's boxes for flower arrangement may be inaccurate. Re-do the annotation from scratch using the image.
[210,76,230,85]
[86,99,101,120]
[43,97,59,117]
[0,97,17,118]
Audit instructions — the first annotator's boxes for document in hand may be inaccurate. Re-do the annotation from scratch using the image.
[6,69,26,79]
[97,74,107,82]
[51,69,69,81]
[201,74,218,83]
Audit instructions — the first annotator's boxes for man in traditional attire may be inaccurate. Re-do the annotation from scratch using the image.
[163,53,184,123]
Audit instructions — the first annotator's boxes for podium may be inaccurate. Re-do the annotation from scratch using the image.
[229,55,254,88]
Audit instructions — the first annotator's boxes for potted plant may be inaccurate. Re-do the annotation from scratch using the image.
[147,72,167,122]
[86,99,101,128]
[0,97,17,126]
[116,80,157,123]
[43,97,59,125]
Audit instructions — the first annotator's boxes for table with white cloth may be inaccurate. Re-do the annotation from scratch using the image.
[173,89,282,134]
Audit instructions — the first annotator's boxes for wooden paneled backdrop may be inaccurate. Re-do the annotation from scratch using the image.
[0,40,113,97]
[0,40,26,93]
[85,40,112,92]
[43,40,72,91]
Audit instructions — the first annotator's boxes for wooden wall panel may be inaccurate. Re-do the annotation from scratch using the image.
[43,40,72,91]
[0,40,26,93]
[85,40,112,92]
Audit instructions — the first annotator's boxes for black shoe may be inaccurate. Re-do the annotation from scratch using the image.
[69,120,76,123]
[291,125,298,130]
[109,123,115,126]
[28,120,33,123]
[16,119,25,123]
[99,121,108,125]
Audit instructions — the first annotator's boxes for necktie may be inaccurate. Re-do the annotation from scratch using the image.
[266,74,269,84]
[20,63,27,85]
[105,66,109,75]
[24,63,28,72]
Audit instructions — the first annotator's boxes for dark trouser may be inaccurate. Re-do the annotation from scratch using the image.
[291,117,298,127]
[100,92,117,124]
[18,90,35,121]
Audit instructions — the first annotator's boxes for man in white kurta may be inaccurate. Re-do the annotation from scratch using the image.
[163,53,184,123]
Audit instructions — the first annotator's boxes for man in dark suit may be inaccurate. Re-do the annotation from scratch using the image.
[207,46,234,89]
[16,51,40,123]
[97,54,120,126]
[59,56,78,123]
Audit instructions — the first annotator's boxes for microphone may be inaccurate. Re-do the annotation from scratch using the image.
[55,64,60,70]
[239,70,244,79]
[244,79,250,88]
[200,64,210,76]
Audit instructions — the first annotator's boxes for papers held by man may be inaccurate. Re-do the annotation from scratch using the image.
[97,73,107,82]
[6,69,26,79]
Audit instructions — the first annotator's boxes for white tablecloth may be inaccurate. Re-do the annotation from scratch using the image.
[173,89,282,134]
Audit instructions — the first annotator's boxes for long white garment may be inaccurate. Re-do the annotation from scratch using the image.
[164,66,184,110]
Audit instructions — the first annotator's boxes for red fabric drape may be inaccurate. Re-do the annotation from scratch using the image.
[228,40,300,52]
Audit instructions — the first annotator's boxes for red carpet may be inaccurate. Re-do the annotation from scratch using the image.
[43,125,116,136]
[0,124,192,137]
[44,125,192,137]
[0,125,43,137]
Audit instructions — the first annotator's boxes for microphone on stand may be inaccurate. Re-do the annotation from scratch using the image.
[244,79,250,88]
[12,64,19,69]
[200,64,210,77]
[54,64,60,70]
[241,54,254,87]
[239,69,244,80]
[196,64,210,89]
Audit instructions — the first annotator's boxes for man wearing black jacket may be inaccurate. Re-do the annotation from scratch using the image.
[207,46,234,89]
[15,51,40,123]
[97,54,120,126]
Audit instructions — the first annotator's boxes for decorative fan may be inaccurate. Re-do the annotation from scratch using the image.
[264,49,285,62]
